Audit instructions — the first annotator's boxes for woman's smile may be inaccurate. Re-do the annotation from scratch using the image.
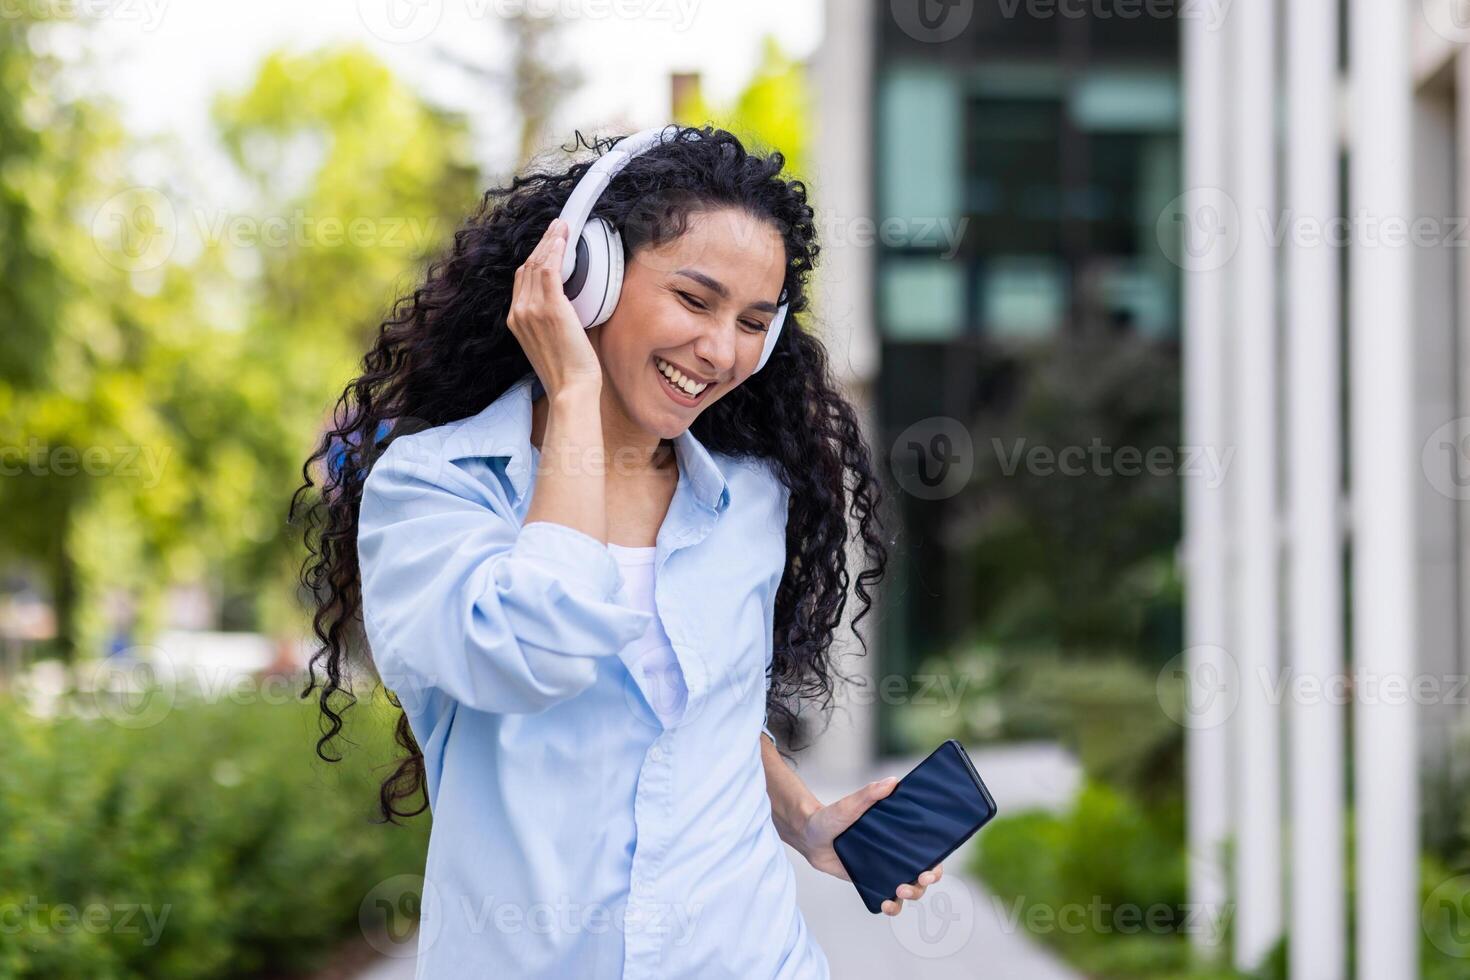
[654,354,712,406]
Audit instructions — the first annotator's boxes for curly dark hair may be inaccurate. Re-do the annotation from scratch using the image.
[290,124,890,823]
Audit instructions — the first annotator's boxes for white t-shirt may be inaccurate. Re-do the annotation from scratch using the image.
[607,542,688,728]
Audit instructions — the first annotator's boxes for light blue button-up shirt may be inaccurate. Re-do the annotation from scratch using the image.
[357,372,830,978]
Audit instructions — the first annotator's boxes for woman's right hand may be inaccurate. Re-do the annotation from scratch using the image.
[506,218,604,396]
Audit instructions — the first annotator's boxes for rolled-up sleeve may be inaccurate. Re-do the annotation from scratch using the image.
[357,447,654,715]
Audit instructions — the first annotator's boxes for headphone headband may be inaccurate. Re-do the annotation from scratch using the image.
[555,124,789,373]
[558,125,679,283]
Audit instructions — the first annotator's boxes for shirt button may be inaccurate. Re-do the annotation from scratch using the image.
[650,744,665,763]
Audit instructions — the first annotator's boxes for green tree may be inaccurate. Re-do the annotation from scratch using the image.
[673,34,811,181]
[0,10,198,661]
[1,39,483,663]
[207,45,481,634]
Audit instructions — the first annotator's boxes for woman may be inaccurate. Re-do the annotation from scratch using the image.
[294,125,942,977]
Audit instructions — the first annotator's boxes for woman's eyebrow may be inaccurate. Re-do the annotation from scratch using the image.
[672,268,780,313]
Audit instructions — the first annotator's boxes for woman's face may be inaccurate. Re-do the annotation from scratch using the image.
[589,206,787,439]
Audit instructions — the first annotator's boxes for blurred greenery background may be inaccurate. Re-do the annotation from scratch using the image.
[0,6,825,977]
[7,3,1465,979]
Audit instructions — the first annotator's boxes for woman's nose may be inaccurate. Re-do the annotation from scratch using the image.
[690,319,740,376]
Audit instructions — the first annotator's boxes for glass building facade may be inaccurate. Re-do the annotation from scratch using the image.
[871,3,1181,750]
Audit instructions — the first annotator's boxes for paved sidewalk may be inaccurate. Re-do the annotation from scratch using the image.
[358,741,1082,979]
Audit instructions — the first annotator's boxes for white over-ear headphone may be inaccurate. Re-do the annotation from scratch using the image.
[557,124,789,373]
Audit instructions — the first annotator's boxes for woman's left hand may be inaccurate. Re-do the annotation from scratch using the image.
[794,776,945,916]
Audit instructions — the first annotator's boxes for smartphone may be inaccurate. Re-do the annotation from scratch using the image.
[831,738,999,914]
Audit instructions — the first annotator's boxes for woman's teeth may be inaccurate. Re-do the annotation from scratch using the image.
[656,357,709,397]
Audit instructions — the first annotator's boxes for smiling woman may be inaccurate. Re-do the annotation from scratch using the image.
[602,208,787,417]
[290,125,925,978]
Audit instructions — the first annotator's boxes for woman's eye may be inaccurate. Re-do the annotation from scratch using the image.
[676,290,764,332]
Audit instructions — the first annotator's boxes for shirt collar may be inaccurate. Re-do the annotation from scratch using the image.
[442,372,731,515]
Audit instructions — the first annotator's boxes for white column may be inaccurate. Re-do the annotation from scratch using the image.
[805,0,878,781]
[1230,0,1283,969]
[814,0,878,390]
[1180,8,1232,957]
[1349,0,1419,976]
[1285,0,1346,974]
[1413,40,1459,819]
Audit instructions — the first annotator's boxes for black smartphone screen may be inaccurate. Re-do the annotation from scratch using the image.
[831,739,999,914]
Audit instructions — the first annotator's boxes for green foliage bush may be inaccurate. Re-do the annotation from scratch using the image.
[976,780,1470,979]
[894,644,1184,808]
[889,643,1058,749]
[973,780,1221,979]
[962,336,1184,659]
[0,688,428,978]
[1020,653,1185,807]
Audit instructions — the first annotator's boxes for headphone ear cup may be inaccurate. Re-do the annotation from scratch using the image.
[754,302,788,373]
[596,220,624,326]
[562,217,623,328]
